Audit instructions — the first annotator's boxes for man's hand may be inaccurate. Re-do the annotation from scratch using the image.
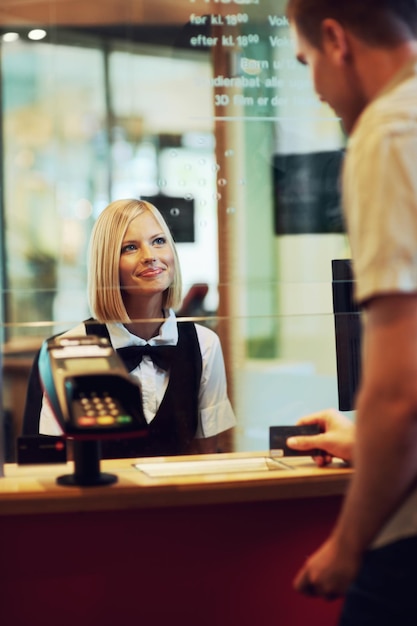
[286,409,355,466]
[293,535,361,600]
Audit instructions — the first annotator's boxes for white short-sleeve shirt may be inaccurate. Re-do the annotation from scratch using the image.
[343,58,417,549]
[344,58,417,305]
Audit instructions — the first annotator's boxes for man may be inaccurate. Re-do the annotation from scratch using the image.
[285,1,417,624]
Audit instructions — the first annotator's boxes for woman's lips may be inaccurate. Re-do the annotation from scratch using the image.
[138,267,163,277]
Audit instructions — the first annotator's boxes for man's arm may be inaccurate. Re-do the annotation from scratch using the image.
[294,293,417,599]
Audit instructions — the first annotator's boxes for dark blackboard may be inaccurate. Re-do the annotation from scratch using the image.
[141,194,195,243]
[273,151,345,235]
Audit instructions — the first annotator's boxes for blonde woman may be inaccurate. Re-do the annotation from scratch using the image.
[37,199,235,456]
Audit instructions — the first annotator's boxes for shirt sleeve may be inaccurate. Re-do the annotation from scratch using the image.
[345,119,417,304]
[194,324,236,438]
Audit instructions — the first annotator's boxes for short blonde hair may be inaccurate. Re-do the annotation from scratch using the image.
[88,199,183,323]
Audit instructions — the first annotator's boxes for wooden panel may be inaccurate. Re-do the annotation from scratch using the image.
[0,0,275,27]
[0,0,196,27]
[0,497,344,626]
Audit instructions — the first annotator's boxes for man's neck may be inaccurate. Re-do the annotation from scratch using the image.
[356,40,417,103]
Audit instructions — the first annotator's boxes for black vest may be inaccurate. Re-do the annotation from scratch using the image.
[22,319,202,458]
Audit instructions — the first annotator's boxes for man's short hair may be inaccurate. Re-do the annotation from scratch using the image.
[286,0,417,49]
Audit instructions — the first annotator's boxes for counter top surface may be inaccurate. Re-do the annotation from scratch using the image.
[0,451,352,516]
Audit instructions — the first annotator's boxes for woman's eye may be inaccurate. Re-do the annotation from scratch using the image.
[153,236,166,246]
[121,243,136,254]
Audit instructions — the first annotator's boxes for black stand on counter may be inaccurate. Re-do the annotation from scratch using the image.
[57,439,117,487]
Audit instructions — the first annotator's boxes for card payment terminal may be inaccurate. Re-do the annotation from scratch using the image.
[38,334,148,486]
[39,334,147,437]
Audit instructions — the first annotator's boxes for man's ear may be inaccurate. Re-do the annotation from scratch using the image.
[321,18,350,64]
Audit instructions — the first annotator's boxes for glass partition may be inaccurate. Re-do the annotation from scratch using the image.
[0,0,350,461]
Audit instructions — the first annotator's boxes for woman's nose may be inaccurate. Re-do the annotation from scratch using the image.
[140,244,155,262]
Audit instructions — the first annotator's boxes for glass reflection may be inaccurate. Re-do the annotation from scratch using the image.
[1,0,350,462]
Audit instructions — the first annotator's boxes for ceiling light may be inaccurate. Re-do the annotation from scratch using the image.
[28,29,47,41]
[2,32,19,43]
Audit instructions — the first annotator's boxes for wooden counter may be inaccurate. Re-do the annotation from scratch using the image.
[0,452,352,626]
[0,451,351,515]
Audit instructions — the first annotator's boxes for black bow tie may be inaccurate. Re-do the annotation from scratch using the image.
[117,344,175,372]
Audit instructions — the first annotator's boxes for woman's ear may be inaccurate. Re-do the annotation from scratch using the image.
[321,18,351,65]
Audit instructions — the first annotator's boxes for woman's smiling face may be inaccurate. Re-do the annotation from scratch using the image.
[119,210,175,305]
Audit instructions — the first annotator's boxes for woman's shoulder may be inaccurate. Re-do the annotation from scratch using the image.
[173,311,220,348]
[189,322,220,347]
[59,322,88,338]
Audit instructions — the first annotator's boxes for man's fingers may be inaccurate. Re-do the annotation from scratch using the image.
[294,567,342,600]
[293,567,318,596]
[287,435,320,450]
